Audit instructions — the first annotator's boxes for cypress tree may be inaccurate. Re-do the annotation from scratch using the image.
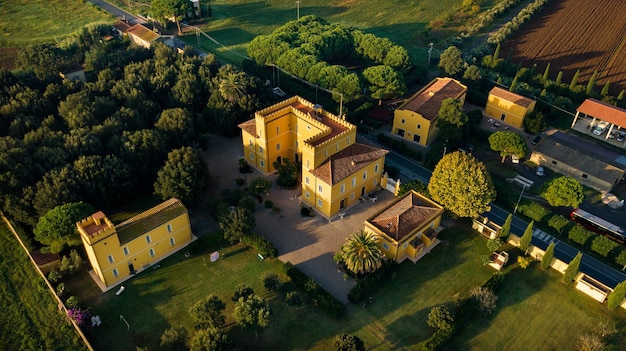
[509,75,519,92]
[601,81,611,97]
[586,70,598,95]
[519,220,534,252]
[562,251,582,284]
[569,69,580,91]
[493,43,501,62]
[499,213,512,239]
[542,63,550,82]
[618,90,624,101]
[540,88,547,97]
[541,242,555,270]
[555,71,563,86]
[607,280,626,309]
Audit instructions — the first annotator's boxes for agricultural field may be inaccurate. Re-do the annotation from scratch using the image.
[502,0,626,95]
[0,221,86,351]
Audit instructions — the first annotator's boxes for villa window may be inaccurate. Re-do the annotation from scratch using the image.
[552,160,557,165]
[374,163,379,173]
[277,143,281,150]
[336,145,338,151]
[373,179,378,186]
[123,247,130,256]
[107,254,114,264]
[318,185,323,193]
[259,146,264,153]
[307,125,311,130]
[403,242,408,249]
[295,140,299,148]
[306,191,310,198]
[146,235,152,244]
[350,193,355,200]
[112,268,119,278]
[401,119,405,124]
[167,224,173,233]
[170,238,176,246]
[276,126,279,134]
[351,177,356,187]
[340,184,345,193]
[305,177,310,185]
[317,199,322,207]
[260,160,265,167]
[249,139,253,146]
[362,170,367,179]
[325,150,328,156]
[417,124,421,129]
[348,137,351,144]
[382,242,389,250]
[250,154,254,161]
[150,248,156,257]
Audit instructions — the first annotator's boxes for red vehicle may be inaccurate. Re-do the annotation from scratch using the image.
[570,208,625,246]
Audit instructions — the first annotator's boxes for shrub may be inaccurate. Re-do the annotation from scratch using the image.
[56,283,66,297]
[160,327,187,351]
[427,305,454,331]
[65,296,81,309]
[285,291,301,306]
[590,235,619,257]
[48,269,62,283]
[469,286,498,315]
[241,234,278,258]
[517,255,532,269]
[518,201,550,222]
[423,326,455,351]
[568,225,594,247]
[615,248,626,266]
[334,333,365,351]
[284,262,344,317]
[347,260,397,303]
[262,273,281,292]
[264,200,274,209]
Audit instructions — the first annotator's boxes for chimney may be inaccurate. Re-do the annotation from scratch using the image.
[351,160,356,166]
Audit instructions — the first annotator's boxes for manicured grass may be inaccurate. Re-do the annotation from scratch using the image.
[0,221,86,351]
[0,0,113,46]
[446,264,626,350]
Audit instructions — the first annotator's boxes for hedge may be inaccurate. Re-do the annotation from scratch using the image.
[567,225,594,247]
[348,260,397,303]
[517,201,550,223]
[241,234,278,259]
[590,235,619,258]
[284,262,345,318]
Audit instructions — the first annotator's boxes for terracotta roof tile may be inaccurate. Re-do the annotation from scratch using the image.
[128,24,159,43]
[367,191,443,242]
[577,98,626,129]
[238,119,257,137]
[310,143,388,185]
[489,87,535,108]
[397,78,466,121]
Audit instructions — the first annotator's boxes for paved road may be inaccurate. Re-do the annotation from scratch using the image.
[89,0,146,24]
[360,132,626,288]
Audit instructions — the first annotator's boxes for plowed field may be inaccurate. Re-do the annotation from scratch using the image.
[502,0,626,95]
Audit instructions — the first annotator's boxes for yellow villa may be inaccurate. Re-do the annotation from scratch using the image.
[77,198,193,290]
[485,87,536,129]
[239,96,388,219]
[391,77,467,146]
[364,190,444,263]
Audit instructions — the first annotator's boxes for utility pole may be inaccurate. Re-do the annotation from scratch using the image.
[296,1,301,20]
[514,185,526,214]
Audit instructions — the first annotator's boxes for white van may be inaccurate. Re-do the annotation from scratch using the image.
[593,121,609,135]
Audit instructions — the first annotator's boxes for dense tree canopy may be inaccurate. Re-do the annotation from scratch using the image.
[188,294,226,329]
[33,202,95,253]
[150,0,192,34]
[436,98,467,143]
[438,46,464,76]
[219,207,255,243]
[233,294,271,339]
[154,147,210,205]
[541,176,584,208]
[488,131,529,162]
[428,152,496,218]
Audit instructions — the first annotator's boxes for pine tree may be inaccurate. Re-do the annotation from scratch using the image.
[541,242,555,270]
[586,70,598,95]
[562,252,582,284]
[569,69,580,91]
[499,213,512,239]
[519,220,534,253]
[542,63,551,82]
[555,71,563,86]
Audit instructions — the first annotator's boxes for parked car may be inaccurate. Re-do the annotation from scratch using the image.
[618,131,626,142]
[592,121,609,135]
[531,135,541,145]
[536,165,544,176]
[511,155,520,164]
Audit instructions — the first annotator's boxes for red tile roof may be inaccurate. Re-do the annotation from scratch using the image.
[113,20,131,33]
[310,143,388,185]
[577,98,626,129]
[238,119,257,137]
[367,191,443,242]
[397,78,466,121]
[128,24,159,43]
[489,87,535,108]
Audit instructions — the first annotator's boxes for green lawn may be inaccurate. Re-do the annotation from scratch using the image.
[0,0,113,46]
[0,221,86,351]
[447,265,626,350]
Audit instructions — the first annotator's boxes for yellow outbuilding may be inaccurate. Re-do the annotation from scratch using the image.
[485,87,536,129]
[239,96,388,219]
[364,190,444,263]
[391,77,467,146]
[77,198,193,291]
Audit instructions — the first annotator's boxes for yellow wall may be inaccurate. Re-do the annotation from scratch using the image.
[485,95,536,129]
[301,156,384,217]
[80,212,192,287]
[391,109,434,146]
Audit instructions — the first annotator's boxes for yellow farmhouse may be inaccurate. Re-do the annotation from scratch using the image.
[364,190,444,263]
[77,198,193,290]
[391,77,467,146]
[239,96,388,219]
[485,87,536,129]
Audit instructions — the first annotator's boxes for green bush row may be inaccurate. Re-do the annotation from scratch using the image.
[376,133,422,161]
[567,224,626,266]
[242,234,278,259]
[284,262,345,318]
[348,260,397,303]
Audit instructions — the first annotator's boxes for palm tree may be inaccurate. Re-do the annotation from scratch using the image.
[218,72,247,103]
[341,230,383,274]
